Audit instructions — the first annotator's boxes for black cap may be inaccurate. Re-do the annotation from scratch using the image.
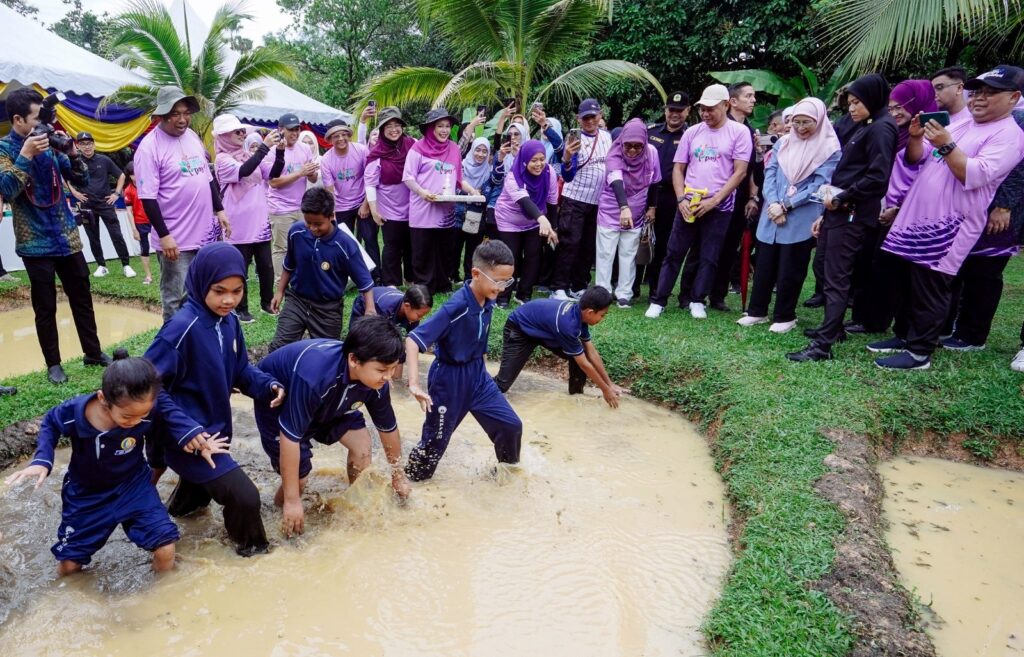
[74,131,94,142]
[419,107,456,130]
[964,65,1024,93]
[278,112,301,129]
[666,91,690,109]
[577,98,601,117]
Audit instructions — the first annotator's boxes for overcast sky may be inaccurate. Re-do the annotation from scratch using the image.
[31,0,288,46]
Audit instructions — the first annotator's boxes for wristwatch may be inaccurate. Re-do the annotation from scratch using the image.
[937,142,957,157]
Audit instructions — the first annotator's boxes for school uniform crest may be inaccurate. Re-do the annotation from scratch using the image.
[321,261,331,271]
[115,437,137,455]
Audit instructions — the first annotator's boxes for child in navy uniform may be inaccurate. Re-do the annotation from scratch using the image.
[349,283,433,333]
[494,286,624,407]
[404,241,523,481]
[254,316,411,536]
[145,243,286,556]
[5,350,191,575]
[268,188,376,352]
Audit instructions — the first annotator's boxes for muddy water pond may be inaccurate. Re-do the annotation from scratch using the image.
[881,457,1024,656]
[0,302,163,378]
[0,367,730,656]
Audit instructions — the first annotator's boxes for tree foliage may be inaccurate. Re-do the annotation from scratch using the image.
[1,0,38,17]
[50,0,115,58]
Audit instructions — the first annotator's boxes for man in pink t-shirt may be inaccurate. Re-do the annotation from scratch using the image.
[644,84,752,320]
[320,119,379,282]
[268,112,318,277]
[134,86,230,321]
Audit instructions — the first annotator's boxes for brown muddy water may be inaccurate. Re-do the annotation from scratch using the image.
[881,457,1024,657]
[0,366,731,656]
[0,303,163,378]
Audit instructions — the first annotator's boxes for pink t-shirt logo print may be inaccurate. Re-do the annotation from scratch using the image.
[178,156,206,177]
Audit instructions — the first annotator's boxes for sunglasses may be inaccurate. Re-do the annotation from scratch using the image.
[232,129,247,136]
[479,269,517,290]
[623,142,645,152]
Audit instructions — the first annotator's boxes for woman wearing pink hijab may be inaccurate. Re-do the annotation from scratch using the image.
[403,107,482,294]
[212,115,281,323]
[738,97,841,334]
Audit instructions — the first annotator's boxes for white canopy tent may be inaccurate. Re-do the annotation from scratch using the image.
[168,0,350,126]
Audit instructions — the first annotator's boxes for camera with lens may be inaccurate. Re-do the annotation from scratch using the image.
[756,133,778,147]
[29,92,74,154]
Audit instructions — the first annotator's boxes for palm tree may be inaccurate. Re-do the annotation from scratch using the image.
[816,0,1022,71]
[104,0,295,139]
[350,0,664,115]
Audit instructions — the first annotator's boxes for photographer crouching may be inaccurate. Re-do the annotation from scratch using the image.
[0,88,111,384]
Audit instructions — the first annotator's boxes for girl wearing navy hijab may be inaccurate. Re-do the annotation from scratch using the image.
[145,242,286,556]
[492,139,559,305]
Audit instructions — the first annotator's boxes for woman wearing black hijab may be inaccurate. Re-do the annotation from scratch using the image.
[788,74,899,362]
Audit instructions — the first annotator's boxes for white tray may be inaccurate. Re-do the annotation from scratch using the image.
[432,194,485,203]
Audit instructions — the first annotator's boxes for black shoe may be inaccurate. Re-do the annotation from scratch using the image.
[709,299,730,312]
[803,293,825,308]
[237,311,255,324]
[496,299,510,309]
[0,385,17,396]
[236,542,271,557]
[616,298,631,309]
[48,364,68,384]
[83,352,113,367]
[786,344,834,362]
[843,321,868,334]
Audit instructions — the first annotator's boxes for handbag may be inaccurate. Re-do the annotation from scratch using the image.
[635,222,655,265]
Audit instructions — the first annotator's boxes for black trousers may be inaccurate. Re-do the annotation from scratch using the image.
[710,204,750,303]
[233,241,274,315]
[82,203,130,267]
[337,208,382,284]
[493,323,587,394]
[746,238,815,322]
[811,236,826,295]
[166,468,268,555]
[410,226,455,295]
[268,290,344,352]
[551,197,597,292]
[651,209,731,307]
[942,254,1011,346]
[849,224,896,332]
[22,252,102,367]
[497,229,543,303]
[890,257,955,356]
[814,211,873,347]
[633,186,677,299]
[380,220,413,287]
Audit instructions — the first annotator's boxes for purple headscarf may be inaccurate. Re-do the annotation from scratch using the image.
[890,79,938,150]
[511,140,550,208]
[367,121,415,186]
[411,118,463,186]
[605,118,653,196]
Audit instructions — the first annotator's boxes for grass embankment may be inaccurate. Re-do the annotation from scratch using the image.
[3,253,1024,656]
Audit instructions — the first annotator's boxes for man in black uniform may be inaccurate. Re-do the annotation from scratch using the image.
[68,132,133,278]
[636,91,690,301]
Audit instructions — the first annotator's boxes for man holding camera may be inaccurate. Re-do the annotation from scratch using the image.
[269,112,319,278]
[0,88,111,384]
[67,132,134,279]
[134,86,231,321]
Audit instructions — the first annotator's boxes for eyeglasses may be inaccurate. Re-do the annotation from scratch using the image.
[791,119,816,129]
[933,82,961,92]
[479,269,516,290]
[232,129,247,136]
[886,104,907,115]
[967,88,1012,99]
[623,142,645,152]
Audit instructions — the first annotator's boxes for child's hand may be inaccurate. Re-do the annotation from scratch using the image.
[611,384,627,396]
[409,383,433,413]
[198,434,231,469]
[282,500,304,537]
[602,386,620,409]
[269,384,286,408]
[270,292,283,314]
[4,464,48,490]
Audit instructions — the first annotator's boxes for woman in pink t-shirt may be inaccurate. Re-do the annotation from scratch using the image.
[403,108,482,294]
[493,140,559,306]
[213,115,280,323]
[366,107,415,287]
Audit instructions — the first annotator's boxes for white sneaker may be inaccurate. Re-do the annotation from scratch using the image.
[737,314,768,327]
[123,265,137,278]
[689,302,707,319]
[1012,348,1024,372]
[551,289,569,301]
[93,266,109,278]
[644,303,664,318]
[569,289,585,300]
[769,320,798,334]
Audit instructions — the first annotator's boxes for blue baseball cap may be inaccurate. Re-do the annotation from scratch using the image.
[577,98,601,117]
[965,65,1024,93]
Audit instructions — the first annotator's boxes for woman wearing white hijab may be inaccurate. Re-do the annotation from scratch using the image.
[299,130,323,188]
[450,137,493,281]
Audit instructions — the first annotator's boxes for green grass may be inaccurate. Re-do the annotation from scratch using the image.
[4,253,1024,656]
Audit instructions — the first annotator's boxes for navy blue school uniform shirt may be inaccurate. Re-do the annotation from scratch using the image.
[145,298,280,484]
[507,298,591,357]
[256,339,397,442]
[30,393,174,490]
[350,286,419,332]
[409,282,493,364]
[283,222,374,302]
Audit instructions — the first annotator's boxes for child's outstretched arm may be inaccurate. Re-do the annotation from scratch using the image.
[4,408,63,489]
[574,345,620,409]
[405,336,432,412]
